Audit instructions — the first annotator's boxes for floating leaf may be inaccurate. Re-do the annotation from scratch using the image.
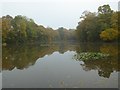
[74,52,110,61]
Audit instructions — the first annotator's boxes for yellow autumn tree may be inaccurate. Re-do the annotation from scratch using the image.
[100,28,118,41]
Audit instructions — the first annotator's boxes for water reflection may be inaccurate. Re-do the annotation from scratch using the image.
[74,43,119,78]
[2,42,119,79]
[2,42,77,71]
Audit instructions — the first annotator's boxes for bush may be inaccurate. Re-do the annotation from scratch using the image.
[100,28,118,41]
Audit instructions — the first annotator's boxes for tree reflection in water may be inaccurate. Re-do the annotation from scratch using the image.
[2,42,77,71]
[2,42,119,78]
[74,42,119,78]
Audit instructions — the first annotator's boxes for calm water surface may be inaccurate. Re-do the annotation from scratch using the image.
[2,42,119,88]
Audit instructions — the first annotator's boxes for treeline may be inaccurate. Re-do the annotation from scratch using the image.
[1,15,77,44]
[1,4,119,44]
[76,4,119,42]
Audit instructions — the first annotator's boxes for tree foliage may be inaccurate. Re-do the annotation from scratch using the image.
[100,28,118,41]
[76,4,119,42]
[2,15,77,44]
[2,4,119,44]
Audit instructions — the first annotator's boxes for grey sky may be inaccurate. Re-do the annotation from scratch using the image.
[1,0,119,29]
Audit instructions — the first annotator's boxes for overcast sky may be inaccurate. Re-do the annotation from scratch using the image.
[0,0,119,29]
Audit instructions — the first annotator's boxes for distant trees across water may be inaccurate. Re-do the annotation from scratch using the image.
[1,15,77,44]
[76,4,119,42]
[1,4,119,45]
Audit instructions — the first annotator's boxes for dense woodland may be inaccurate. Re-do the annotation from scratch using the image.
[1,4,120,45]
[76,4,119,42]
[1,15,77,44]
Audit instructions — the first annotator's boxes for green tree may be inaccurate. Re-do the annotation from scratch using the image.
[98,4,113,30]
[2,15,13,43]
[76,11,100,42]
[11,15,27,43]
[98,4,113,14]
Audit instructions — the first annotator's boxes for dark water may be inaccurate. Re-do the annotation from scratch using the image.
[2,42,119,88]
